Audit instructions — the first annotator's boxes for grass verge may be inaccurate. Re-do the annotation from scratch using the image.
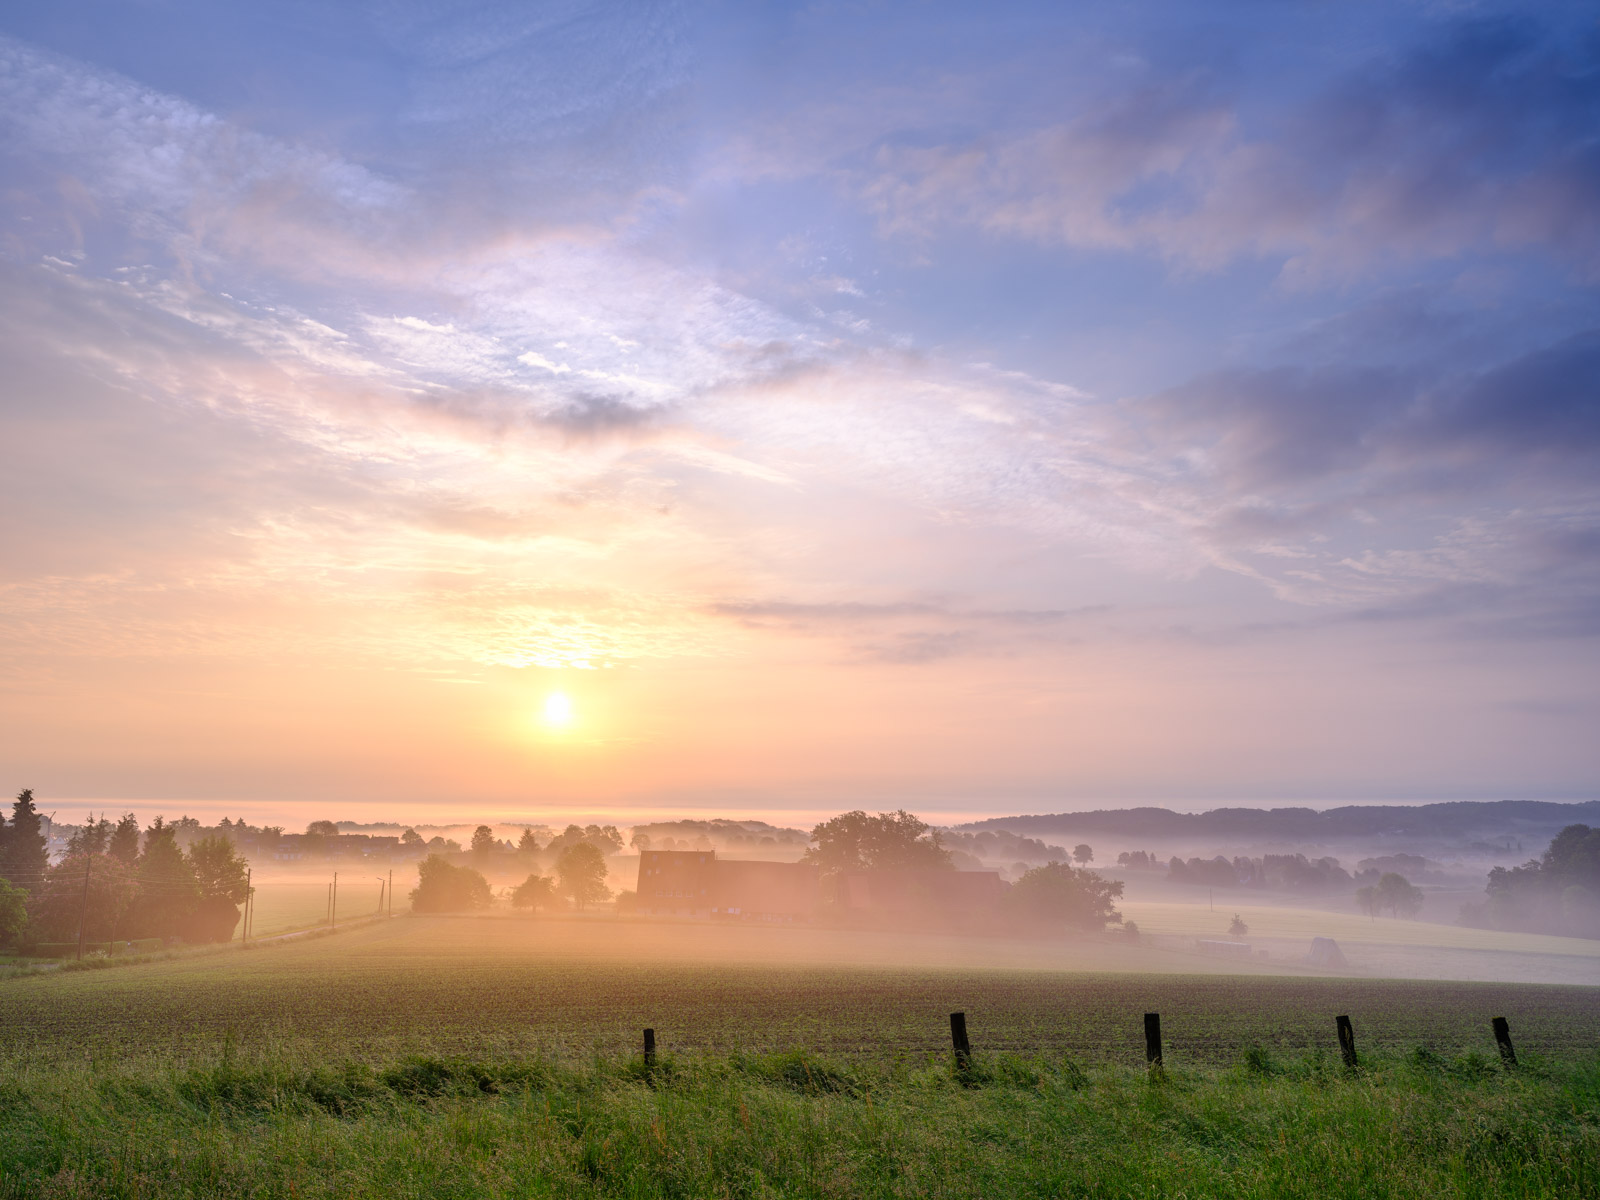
[0,1043,1595,1198]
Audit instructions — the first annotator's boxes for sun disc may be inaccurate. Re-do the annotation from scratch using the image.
[542,691,574,728]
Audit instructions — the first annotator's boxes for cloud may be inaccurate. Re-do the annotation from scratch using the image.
[1144,327,1600,500]
[855,18,1600,276]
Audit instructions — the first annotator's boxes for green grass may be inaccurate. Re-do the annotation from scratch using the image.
[1,1042,1595,1198]
[2,917,1596,1197]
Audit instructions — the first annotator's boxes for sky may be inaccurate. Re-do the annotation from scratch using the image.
[2,1,1598,826]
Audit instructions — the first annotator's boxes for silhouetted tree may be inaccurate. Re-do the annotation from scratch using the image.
[306,820,340,836]
[125,817,199,939]
[1355,884,1381,920]
[555,842,611,910]
[0,790,49,889]
[185,835,250,942]
[1376,872,1424,918]
[1005,861,1123,931]
[470,825,497,858]
[517,829,541,856]
[30,852,138,944]
[67,816,113,857]
[1228,913,1249,936]
[1476,824,1600,937]
[510,873,557,910]
[804,810,953,875]
[108,813,141,864]
[1072,843,1094,866]
[409,854,491,913]
[0,879,27,946]
[400,828,424,848]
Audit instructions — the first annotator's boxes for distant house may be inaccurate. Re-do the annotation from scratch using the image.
[635,850,820,921]
[273,834,305,862]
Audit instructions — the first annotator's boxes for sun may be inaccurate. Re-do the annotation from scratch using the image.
[541,691,575,729]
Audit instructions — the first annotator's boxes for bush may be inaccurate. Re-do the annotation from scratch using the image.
[409,855,492,913]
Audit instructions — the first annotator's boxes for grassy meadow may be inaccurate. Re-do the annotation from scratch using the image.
[2,916,1597,1197]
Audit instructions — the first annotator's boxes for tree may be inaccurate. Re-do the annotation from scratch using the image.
[108,813,141,864]
[517,829,541,856]
[185,835,250,942]
[1480,825,1600,937]
[29,852,138,945]
[1,790,49,889]
[0,878,28,946]
[400,828,424,848]
[125,817,199,939]
[1376,872,1424,919]
[1072,844,1094,866]
[1005,862,1124,931]
[67,816,113,857]
[470,825,497,858]
[803,810,953,875]
[555,842,611,910]
[1228,913,1249,937]
[510,873,557,910]
[630,831,651,853]
[306,820,340,836]
[1355,885,1381,920]
[409,854,492,913]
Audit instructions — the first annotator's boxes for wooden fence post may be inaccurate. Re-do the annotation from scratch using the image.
[1336,1014,1358,1068]
[1491,1017,1517,1067]
[950,1012,971,1069]
[1144,1012,1162,1066]
[643,1028,657,1069]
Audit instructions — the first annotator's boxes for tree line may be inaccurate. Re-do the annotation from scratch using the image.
[0,791,250,950]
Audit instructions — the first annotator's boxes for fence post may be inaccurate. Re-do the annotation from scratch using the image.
[1491,1017,1517,1067]
[643,1028,657,1069]
[950,1012,971,1069]
[1144,1012,1162,1066]
[1336,1014,1358,1068]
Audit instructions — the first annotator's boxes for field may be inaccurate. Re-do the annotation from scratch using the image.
[2,916,1597,1197]
[1116,896,1600,985]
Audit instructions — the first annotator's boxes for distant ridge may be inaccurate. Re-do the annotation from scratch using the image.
[957,800,1600,840]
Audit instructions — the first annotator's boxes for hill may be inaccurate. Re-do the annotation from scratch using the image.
[959,800,1600,841]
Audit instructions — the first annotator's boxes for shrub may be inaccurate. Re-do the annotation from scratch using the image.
[410,855,492,913]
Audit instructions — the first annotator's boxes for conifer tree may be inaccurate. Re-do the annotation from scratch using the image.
[0,790,49,890]
[108,814,141,864]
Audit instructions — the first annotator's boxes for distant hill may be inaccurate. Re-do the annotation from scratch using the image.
[958,800,1600,841]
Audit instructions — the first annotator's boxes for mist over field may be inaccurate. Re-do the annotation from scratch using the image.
[2,0,1598,1194]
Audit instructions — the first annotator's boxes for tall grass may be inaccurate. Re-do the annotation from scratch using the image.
[1,1043,1595,1198]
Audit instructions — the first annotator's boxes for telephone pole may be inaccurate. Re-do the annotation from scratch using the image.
[388,869,393,917]
[331,871,338,928]
[75,855,93,961]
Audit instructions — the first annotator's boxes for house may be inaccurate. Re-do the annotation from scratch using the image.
[635,850,820,921]
[636,850,717,917]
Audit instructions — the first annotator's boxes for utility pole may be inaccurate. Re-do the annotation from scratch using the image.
[75,855,93,961]
[331,871,338,928]
[388,869,393,917]
[376,876,385,917]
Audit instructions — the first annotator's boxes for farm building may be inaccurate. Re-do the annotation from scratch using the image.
[635,850,820,921]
